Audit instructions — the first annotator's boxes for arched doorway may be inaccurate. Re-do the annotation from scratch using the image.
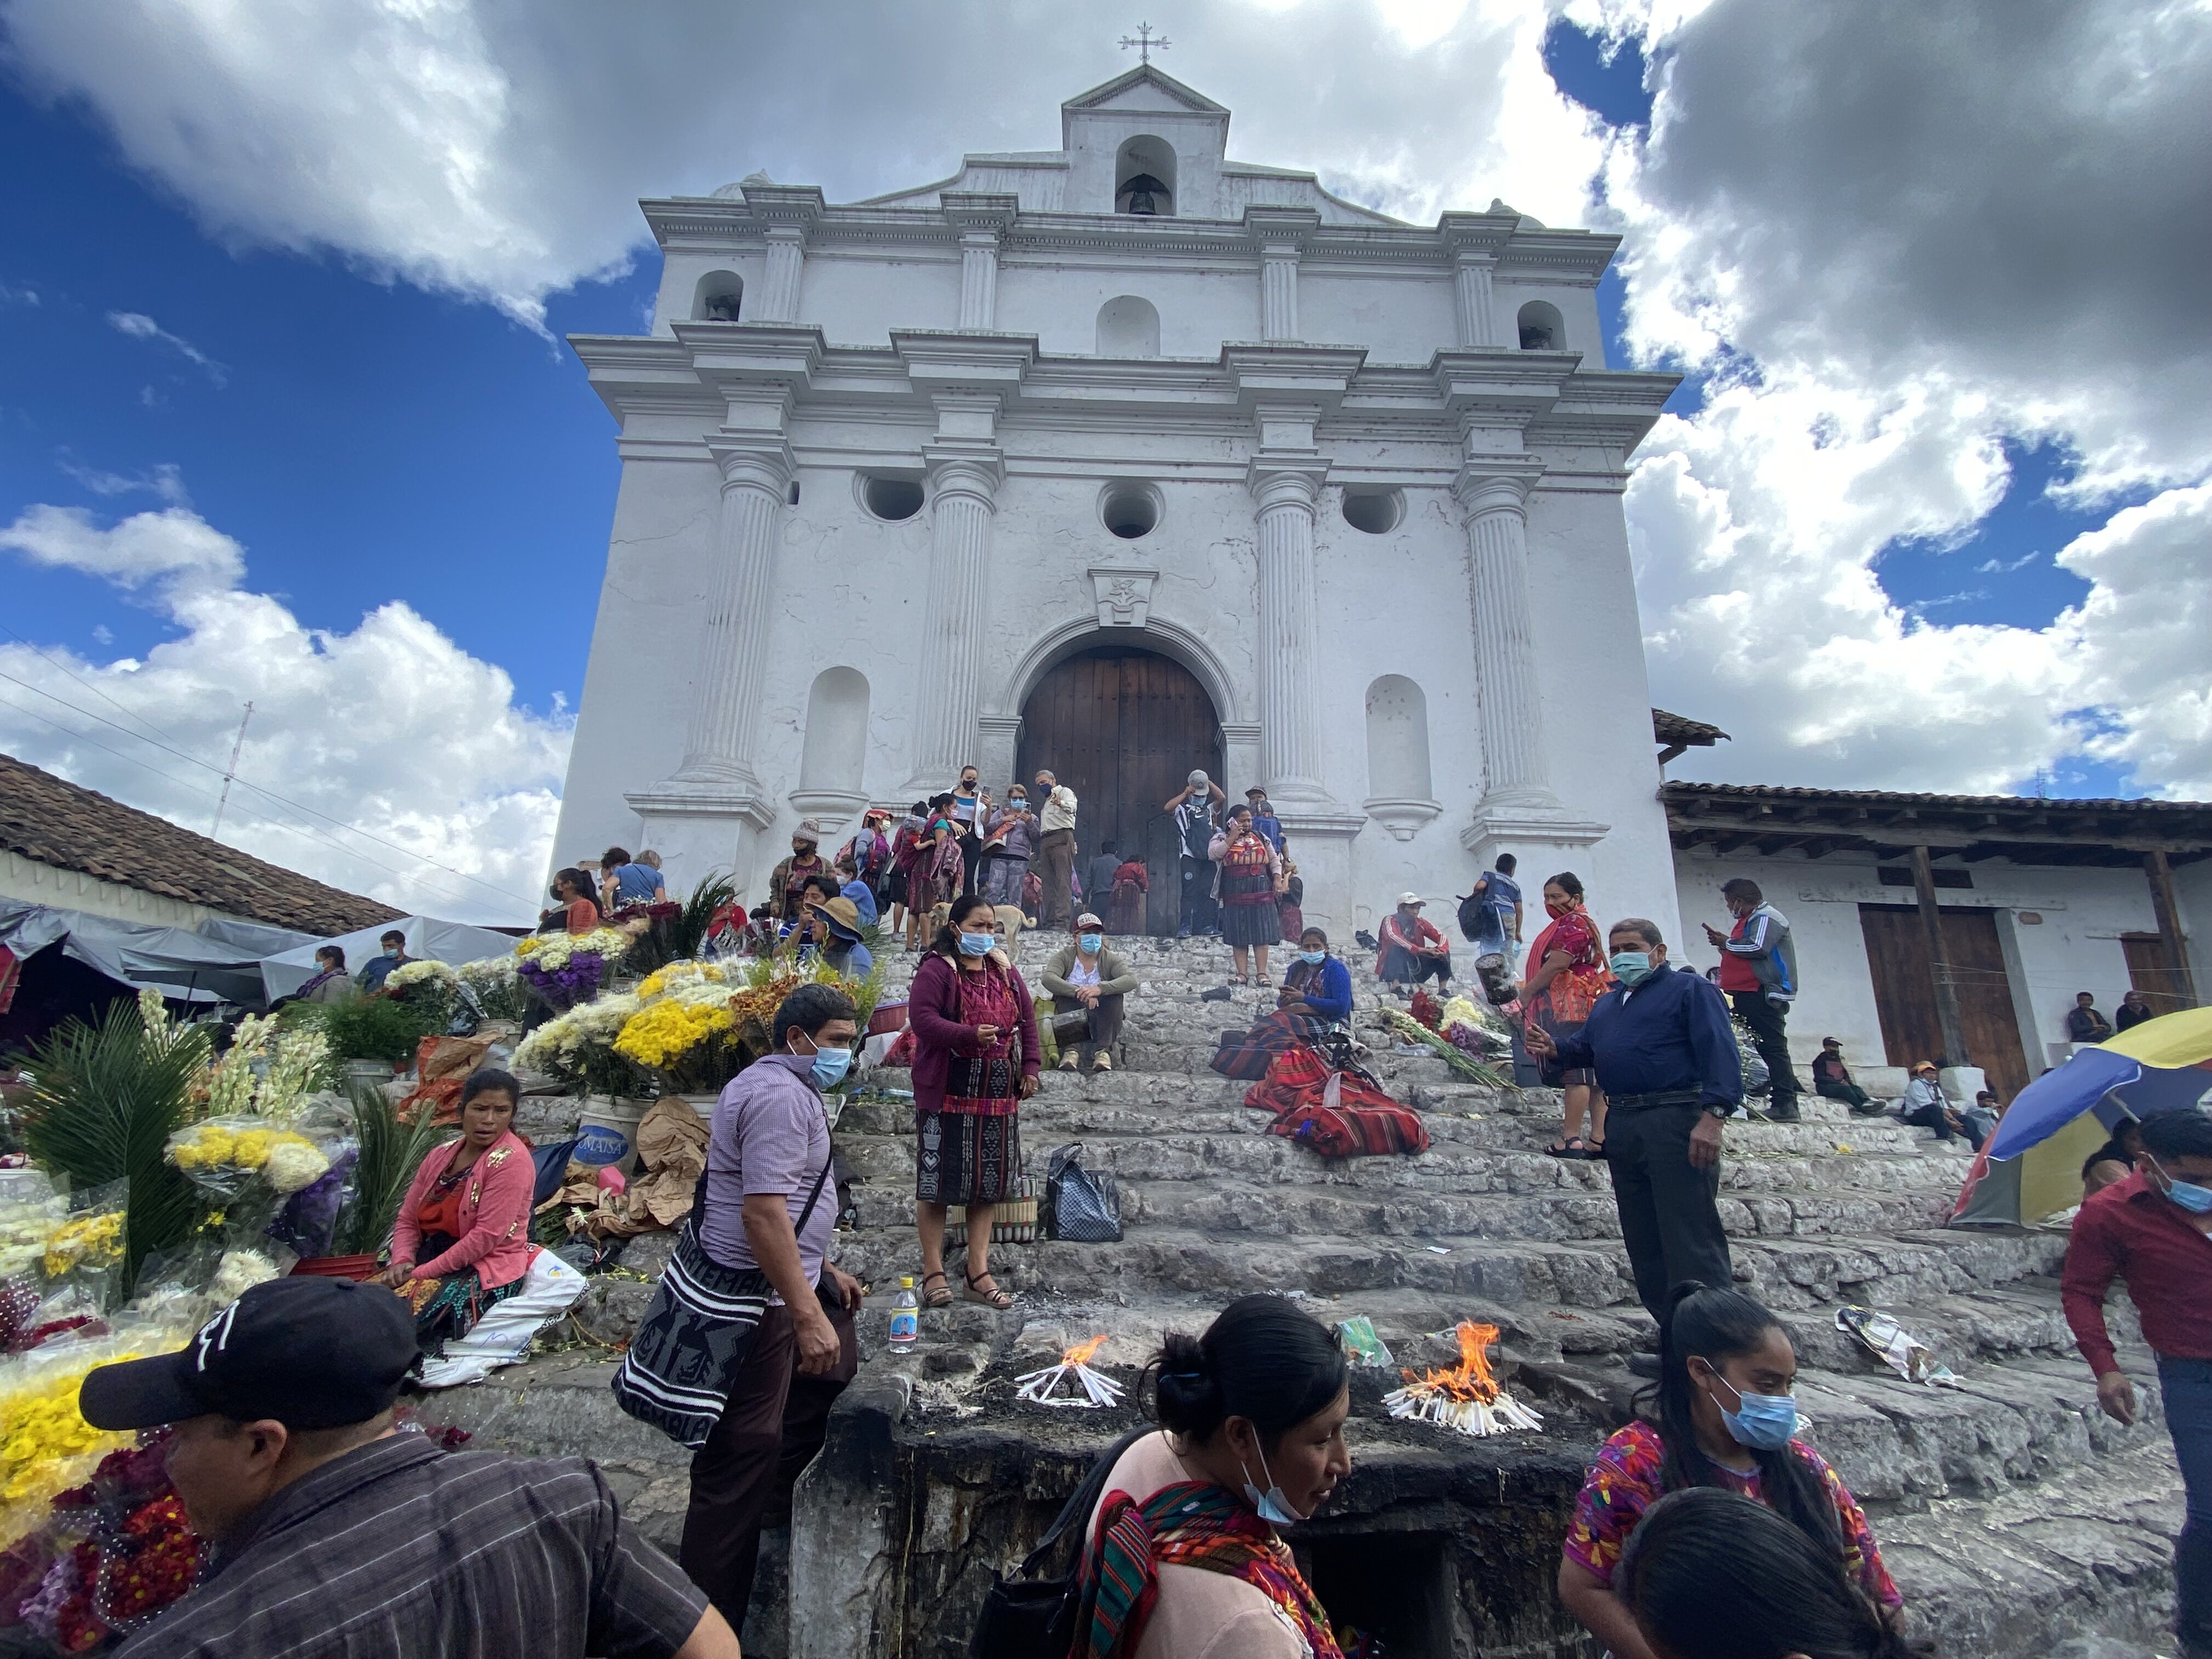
[1016,643,1222,934]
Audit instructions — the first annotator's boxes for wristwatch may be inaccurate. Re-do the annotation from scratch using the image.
[1702,1102,1735,1121]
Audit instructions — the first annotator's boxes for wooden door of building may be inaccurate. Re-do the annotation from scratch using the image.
[1858,905,2032,1100]
[1016,646,1222,935]
[2123,933,2191,1016]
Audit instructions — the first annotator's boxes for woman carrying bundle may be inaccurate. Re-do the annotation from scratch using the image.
[1557,1283,1902,1659]
[1074,1294,1353,1658]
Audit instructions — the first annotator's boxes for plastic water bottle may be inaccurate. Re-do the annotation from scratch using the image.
[889,1277,919,1349]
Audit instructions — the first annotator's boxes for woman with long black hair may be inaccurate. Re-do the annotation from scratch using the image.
[1074,1294,1353,1657]
[1618,1487,1924,1659]
[1558,1284,1901,1659]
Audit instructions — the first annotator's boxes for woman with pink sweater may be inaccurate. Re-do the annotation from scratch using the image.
[381,1068,542,1358]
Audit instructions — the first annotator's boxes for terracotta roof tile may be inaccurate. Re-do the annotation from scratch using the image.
[1651,708,1729,746]
[0,752,402,936]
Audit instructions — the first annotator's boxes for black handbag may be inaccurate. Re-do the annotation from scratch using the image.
[1045,1143,1121,1243]
[969,1426,1151,1659]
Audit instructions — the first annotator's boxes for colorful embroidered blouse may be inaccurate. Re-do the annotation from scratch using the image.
[1562,1420,1901,1609]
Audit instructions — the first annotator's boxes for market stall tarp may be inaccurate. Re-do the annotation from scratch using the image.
[1984,1007,2212,1163]
[0,899,312,1006]
[259,915,520,1001]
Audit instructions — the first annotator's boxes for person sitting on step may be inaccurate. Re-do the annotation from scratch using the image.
[1042,915,1138,1074]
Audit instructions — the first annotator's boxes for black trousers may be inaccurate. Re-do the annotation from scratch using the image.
[1730,991,1799,1111]
[1816,1078,1883,1115]
[1605,1103,1734,1323]
[681,1306,797,1634]
[1180,858,1217,934]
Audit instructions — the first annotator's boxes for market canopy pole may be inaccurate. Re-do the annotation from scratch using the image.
[1910,844,1970,1067]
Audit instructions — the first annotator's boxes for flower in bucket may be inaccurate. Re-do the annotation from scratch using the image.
[514,993,650,1097]
[516,928,630,1009]
[614,983,744,1094]
[637,961,727,1000]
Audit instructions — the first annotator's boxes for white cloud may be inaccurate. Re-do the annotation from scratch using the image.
[6,0,2208,802]
[0,496,569,921]
[56,457,189,504]
[106,311,226,385]
[0,281,37,306]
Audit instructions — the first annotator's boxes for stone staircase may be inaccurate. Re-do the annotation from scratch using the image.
[427,935,2185,1658]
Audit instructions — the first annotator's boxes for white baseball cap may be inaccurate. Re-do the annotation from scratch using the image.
[1397,892,1425,907]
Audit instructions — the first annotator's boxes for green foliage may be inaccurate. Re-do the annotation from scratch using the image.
[336,1079,455,1257]
[311,994,430,1066]
[620,872,738,975]
[18,995,211,1290]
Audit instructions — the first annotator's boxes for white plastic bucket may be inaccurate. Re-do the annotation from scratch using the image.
[574,1096,651,1176]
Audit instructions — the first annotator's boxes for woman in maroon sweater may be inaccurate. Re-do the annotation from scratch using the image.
[909,893,1040,1311]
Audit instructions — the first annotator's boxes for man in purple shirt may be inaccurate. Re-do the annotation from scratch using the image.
[685,982,864,1634]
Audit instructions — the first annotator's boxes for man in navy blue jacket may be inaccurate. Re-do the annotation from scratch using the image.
[1525,916,1742,1331]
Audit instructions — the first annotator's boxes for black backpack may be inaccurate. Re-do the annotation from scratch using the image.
[1455,890,1485,941]
[969,1426,1150,1658]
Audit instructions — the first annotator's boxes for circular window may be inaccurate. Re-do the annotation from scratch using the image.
[1341,489,1403,535]
[1101,482,1160,540]
[861,476,924,522]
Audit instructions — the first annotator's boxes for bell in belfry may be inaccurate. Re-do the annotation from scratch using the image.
[1118,172,1169,215]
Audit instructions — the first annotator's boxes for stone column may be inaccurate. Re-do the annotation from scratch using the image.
[1455,464,1561,811]
[904,444,1004,791]
[1247,457,1332,801]
[1453,256,1498,348]
[673,438,796,791]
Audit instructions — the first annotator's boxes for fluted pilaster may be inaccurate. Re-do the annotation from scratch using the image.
[1248,458,1331,800]
[958,234,1000,330]
[674,440,795,788]
[1456,466,1558,806]
[1261,252,1300,342]
[905,447,1004,788]
[760,229,806,321]
[1453,258,1498,348]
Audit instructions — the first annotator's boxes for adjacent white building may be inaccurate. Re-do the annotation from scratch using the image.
[552,64,1680,937]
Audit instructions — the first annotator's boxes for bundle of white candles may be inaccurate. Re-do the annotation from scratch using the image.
[1381,1320,1544,1438]
[1014,1336,1125,1408]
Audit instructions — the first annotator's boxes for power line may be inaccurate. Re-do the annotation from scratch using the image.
[0,659,526,906]
[0,689,511,915]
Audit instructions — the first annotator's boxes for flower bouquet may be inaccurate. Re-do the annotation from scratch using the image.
[1379,1007,1506,1087]
[514,928,631,1012]
[7,1420,204,1649]
[456,955,530,1024]
[512,994,652,1099]
[613,982,751,1097]
[0,1335,166,1539]
[383,959,462,1034]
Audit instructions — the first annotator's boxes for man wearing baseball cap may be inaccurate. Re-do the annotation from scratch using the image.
[83,1277,736,1658]
[1378,893,1453,992]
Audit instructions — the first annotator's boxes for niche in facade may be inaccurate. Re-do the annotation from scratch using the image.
[693,270,744,321]
[1364,674,1441,838]
[1096,295,1162,357]
[1115,136,1177,215]
[1099,481,1161,540]
[1517,300,1564,351]
[1341,488,1404,535]
[796,667,870,801]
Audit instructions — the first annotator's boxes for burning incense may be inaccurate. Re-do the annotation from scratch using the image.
[1014,1334,1125,1408]
[1383,1322,1543,1437]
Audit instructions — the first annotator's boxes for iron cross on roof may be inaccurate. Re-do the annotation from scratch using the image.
[1119,22,1171,64]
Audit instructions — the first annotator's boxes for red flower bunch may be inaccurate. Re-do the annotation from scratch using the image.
[97,1494,199,1624]
[1409,988,1444,1031]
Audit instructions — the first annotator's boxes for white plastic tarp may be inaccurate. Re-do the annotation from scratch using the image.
[0,900,313,1006]
[258,915,520,1001]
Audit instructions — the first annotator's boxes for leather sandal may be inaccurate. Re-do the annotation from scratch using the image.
[1545,1137,1587,1158]
[919,1269,953,1309]
[963,1269,1013,1311]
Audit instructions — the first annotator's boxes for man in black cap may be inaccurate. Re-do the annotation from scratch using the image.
[83,1277,736,1658]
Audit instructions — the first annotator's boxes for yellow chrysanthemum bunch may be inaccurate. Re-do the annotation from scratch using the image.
[0,1345,145,1525]
[613,989,735,1069]
[637,961,727,1000]
[167,1122,320,1175]
[40,1211,124,1278]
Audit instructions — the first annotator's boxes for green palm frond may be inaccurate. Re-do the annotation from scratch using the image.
[337,1079,455,1257]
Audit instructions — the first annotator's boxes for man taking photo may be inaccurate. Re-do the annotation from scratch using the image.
[79,1277,736,1658]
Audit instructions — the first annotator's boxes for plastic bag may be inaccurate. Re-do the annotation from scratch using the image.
[0,1168,68,1283]
[1335,1316,1396,1368]
[1045,1144,1121,1243]
[38,1180,129,1310]
[165,1116,340,1204]
[1834,1305,1963,1389]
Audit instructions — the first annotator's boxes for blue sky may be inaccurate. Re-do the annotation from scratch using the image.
[0,1,2202,915]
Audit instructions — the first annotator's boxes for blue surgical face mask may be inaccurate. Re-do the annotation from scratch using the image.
[1609,950,1653,986]
[958,931,996,957]
[1239,1444,1309,1526]
[808,1046,853,1090]
[2151,1155,2212,1215]
[1700,1362,1798,1451]
[1301,950,1327,966]
[1079,933,1103,953]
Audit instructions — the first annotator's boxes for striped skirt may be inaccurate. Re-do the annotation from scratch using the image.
[916,1110,1023,1206]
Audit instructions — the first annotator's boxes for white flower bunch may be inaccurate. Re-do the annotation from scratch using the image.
[515,992,642,1076]
[386,959,459,993]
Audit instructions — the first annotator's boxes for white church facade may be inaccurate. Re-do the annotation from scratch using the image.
[554,63,1681,938]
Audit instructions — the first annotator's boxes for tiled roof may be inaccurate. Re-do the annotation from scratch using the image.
[0,752,402,935]
[1651,708,1729,747]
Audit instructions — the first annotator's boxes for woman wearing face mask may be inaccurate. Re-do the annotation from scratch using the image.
[979,787,1036,909]
[1073,1294,1353,1659]
[1042,915,1138,1074]
[1208,804,1284,988]
[907,893,1040,1311]
[1207,928,1352,1081]
[1522,871,1614,1160]
[1616,1488,1923,1659]
[1558,1283,1902,1659]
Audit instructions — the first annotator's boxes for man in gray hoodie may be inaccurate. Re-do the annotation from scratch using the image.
[1704,877,1803,1122]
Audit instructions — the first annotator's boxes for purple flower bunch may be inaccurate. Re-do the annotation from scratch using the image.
[518,950,608,1011]
[269,1148,357,1260]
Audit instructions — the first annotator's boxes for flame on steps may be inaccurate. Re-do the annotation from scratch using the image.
[1014,1334,1124,1408]
[1382,1321,1544,1437]
[1063,1334,1109,1367]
